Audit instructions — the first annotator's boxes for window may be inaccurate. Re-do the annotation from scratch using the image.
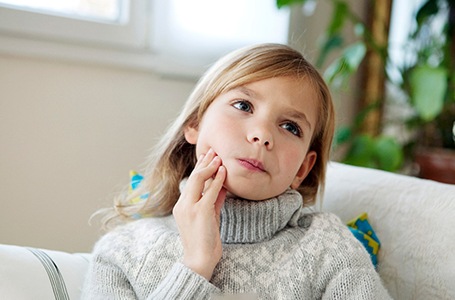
[151,0,289,70]
[0,0,124,23]
[0,0,290,77]
[0,0,146,49]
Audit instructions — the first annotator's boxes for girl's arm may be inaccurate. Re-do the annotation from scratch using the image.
[173,148,227,280]
[81,253,139,299]
[83,239,223,300]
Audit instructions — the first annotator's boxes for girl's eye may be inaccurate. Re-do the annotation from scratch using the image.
[232,100,252,112]
[281,122,302,137]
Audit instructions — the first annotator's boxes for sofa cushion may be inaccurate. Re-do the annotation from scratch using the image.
[0,244,91,300]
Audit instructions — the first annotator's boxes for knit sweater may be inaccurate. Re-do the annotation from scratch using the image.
[82,189,391,299]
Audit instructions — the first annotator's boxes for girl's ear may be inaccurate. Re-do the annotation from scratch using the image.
[184,125,199,145]
[290,151,317,189]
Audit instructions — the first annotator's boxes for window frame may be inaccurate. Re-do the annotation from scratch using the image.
[0,0,289,78]
[0,1,148,49]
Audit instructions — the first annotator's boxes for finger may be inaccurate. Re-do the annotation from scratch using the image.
[197,148,216,169]
[185,155,222,202]
[214,187,227,216]
[200,165,226,206]
[203,177,214,194]
[194,154,205,168]
[192,155,222,182]
[190,149,213,177]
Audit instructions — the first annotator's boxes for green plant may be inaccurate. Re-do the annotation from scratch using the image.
[400,0,455,150]
[278,0,455,172]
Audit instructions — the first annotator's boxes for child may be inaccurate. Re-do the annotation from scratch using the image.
[82,43,391,299]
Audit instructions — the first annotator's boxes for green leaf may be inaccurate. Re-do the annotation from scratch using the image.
[343,135,376,167]
[317,34,343,67]
[323,57,347,87]
[328,1,349,36]
[416,0,439,26]
[343,135,403,172]
[315,1,349,67]
[343,42,366,69]
[276,0,308,9]
[374,136,403,171]
[334,126,352,146]
[323,42,366,87]
[409,65,448,121]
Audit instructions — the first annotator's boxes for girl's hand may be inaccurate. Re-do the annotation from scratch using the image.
[173,148,227,281]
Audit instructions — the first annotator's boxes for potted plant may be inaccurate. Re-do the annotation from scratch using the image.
[278,0,455,183]
[399,0,455,183]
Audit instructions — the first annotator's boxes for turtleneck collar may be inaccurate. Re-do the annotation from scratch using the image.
[219,189,303,244]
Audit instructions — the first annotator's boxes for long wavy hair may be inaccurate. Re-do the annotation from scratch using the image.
[99,43,335,229]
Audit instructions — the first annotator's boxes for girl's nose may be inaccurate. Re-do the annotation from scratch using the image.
[248,127,273,149]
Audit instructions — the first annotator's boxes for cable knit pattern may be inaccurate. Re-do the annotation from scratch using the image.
[220,189,302,243]
[82,191,391,299]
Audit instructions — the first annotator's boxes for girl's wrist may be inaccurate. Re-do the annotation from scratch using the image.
[182,257,217,281]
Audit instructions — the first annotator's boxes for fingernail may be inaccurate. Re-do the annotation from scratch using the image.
[207,148,214,155]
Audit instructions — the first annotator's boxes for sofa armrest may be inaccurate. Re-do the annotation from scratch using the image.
[0,244,91,300]
[323,162,455,300]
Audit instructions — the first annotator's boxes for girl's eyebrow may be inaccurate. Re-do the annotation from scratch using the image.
[286,110,312,131]
[235,86,257,98]
[234,85,312,130]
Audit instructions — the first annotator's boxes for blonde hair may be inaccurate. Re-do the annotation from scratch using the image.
[100,43,335,229]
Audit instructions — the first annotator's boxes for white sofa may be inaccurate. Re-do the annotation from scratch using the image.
[1,162,454,299]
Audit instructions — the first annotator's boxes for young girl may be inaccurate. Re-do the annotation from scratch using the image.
[82,43,391,299]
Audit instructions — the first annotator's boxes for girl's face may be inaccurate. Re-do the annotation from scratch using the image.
[185,76,318,200]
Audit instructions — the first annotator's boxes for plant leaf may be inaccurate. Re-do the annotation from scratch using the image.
[323,42,366,87]
[317,34,343,67]
[343,135,403,171]
[409,65,448,121]
[316,1,349,67]
[374,136,403,171]
[328,1,348,36]
[323,57,347,87]
[276,0,308,9]
[343,135,376,168]
[416,0,439,26]
[334,126,352,146]
[343,42,366,70]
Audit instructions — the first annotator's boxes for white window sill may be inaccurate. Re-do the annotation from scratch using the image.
[0,33,207,79]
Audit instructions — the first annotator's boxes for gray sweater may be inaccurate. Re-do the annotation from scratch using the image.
[82,189,391,299]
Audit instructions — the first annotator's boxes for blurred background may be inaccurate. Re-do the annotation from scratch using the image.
[1,0,453,253]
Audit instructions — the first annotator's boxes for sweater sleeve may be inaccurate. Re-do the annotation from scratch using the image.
[321,267,392,300]
[149,262,221,299]
[311,213,392,299]
[81,252,138,300]
[82,255,220,300]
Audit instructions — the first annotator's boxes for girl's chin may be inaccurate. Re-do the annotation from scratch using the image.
[223,185,277,201]
[222,174,286,200]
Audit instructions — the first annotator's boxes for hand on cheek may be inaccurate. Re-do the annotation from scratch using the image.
[172,148,227,280]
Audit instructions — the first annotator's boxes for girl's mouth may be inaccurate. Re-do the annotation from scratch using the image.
[238,158,266,172]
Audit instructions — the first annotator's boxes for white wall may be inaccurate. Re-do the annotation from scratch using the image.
[0,54,196,252]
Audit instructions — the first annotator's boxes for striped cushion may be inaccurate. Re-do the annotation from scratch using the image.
[0,244,91,300]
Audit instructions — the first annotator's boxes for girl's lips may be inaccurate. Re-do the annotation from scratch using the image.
[238,158,266,172]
